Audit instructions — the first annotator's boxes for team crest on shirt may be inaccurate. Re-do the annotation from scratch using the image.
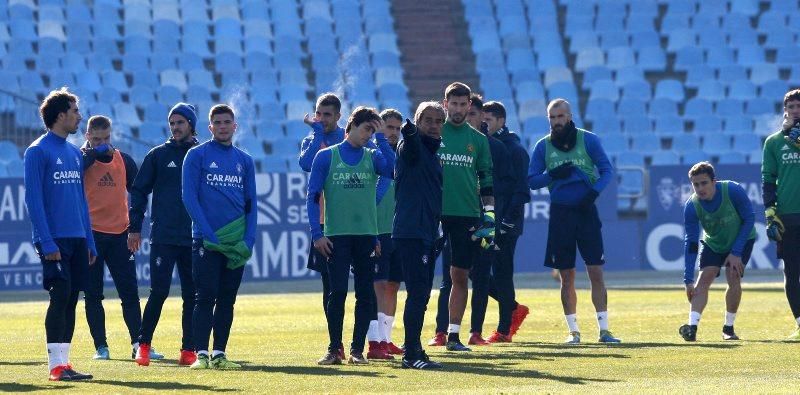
[199,247,204,257]
[155,256,162,267]
[75,157,80,166]
[422,255,429,265]
[466,144,474,153]
[236,163,243,174]
[56,157,63,165]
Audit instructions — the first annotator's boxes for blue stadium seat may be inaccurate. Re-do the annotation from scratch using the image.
[751,64,779,85]
[760,79,789,99]
[129,86,155,104]
[98,87,121,104]
[693,116,723,134]
[662,14,691,32]
[157,86,183,105]
[703,134,731,155]
[724,116,754,135]
[178,53,205,72]
[569,30,598,54]
[150,54,177,72]
[746,98,775,116]
[718,152,748,164]
[672,134,701,152]
[764,28,794,49]
[599,133,628,155]
[651,151,681,165]
[732,133,762,152]
[717,65,748,84]
[515,81,546,103]
[729,80,757,100]
[776,46,800,67]
[76,71,102,93]
[616,151,645,167]
[606,47,635,70]
[684,65,715,89]
[216,53,243,73]
[101,70,128,92]
[716,99,744,117]
[622,80,651,101]
[589,80,619,101]
[675,47,705,72]
[523,116,550,135]
[706,47,735,68]
[697,29,727,49]
[731,0,759,16]
[599,31,628,49]
[585,98,615,121]
[114,103,142,127]
[581,65,612,90]
[631,31,661,51]
[637,46,666,72]
[684,98,712,120]
[654,115,685,135]
[649,98,679,118]
[615,66,646,87]
[617,98,647,117]
[682,150,709,165]
[729,29,759,49]
[623,115,652,134]
[696,81,726,102]
[143,102,168,123]
[592,116,622,134]
[667,28,696,52]
[547,81,579,105]
[654,80,685,102]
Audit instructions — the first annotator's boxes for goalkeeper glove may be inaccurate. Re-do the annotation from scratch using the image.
[766,206,785,242]
[471,209,495,239]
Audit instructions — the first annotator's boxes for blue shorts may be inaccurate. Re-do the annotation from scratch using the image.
[544,204,605,270]
[373,234,403,283]
[699,238,755,271]
[35,238,89,292]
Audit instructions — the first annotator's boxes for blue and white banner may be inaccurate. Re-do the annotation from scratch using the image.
[1,168,695,291]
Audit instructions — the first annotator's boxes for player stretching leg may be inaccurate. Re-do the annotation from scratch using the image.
[528,99,619,344]
[25,88,96,381]
[183,105,257,369]
[680,162,755,341]
[367,109,404,359]
[308,107,394,365]
[762,89,800,339]
[396,102,446,369]
[130,103,199,366]
[80,116,143,360]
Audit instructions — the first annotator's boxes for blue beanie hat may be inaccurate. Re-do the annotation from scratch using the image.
[169,102,198,131]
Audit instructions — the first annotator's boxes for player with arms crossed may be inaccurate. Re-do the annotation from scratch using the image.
[680,162,755,341]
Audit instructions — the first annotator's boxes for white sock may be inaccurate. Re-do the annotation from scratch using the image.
[725,312,736,326]
[198,350,209,356]
[133,342,139,350]
[689,311,702,326]
[212,350,224,358]
[565,314,579,332]
[367,320,380,342]
[59,343,70,365]
[596,311,609,331]
[384,316,395,343]
[448,323,460,334]
[795,316,800,326]
[47,343,61,370]
[377,313,387,342]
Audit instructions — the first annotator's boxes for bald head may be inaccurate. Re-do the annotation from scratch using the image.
[547,98,573,135]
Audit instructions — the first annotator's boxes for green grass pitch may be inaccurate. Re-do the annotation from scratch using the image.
[1,276,798,393]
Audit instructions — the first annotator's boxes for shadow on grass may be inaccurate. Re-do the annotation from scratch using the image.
[0,383,74,392]
[87,380,236,391]
[434,350,629,361]
[513,342,741,349]
[0,361,40,366]
[439,361,621,384]
[239,363,385,377]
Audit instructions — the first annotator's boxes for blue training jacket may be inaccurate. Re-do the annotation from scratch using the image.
[24,131,96,255]
[182,140,258,249]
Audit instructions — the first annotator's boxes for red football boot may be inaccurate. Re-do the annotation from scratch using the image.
[367,341,394,360]
[509,304,530,336]
[486,331,512,343]
[135,343,151,366]
[179,349,197,366]
[468,332,490,345]
[427,332,446,346]
[383,341,404,355]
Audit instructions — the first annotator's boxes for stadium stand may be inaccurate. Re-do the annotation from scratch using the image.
[0,0,409,174]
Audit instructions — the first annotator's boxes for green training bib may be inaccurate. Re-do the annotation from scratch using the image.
[323,145,378,236]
